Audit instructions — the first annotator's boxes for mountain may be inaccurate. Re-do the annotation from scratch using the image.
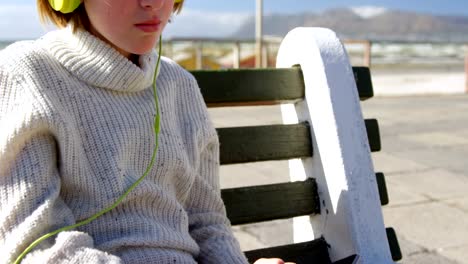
[231,7,468,42]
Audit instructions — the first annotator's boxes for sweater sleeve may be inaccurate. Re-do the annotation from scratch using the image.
[186,132,249,264]
[182,76,248,264]
[0,68,122,264]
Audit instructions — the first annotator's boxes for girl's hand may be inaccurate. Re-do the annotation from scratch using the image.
[253,258,296,264]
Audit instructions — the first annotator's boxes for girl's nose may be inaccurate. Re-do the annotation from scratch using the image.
[139,0,168,10]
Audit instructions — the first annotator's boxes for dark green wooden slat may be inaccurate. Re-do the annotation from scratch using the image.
[193,68,304,106]
[352,67,374,100]
[387,228,403,261]
[221,173,385,224]
[376,172,389,206]
[191,67,373,107]
[244,238,331,264]
[217,120,379,165]
[217,123,312,165]
[333,255,360,264]
[365,119,381,152]
[222,179,320,225]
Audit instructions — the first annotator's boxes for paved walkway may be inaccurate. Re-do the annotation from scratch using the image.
[208,94,468,264]
[365,95,468,264]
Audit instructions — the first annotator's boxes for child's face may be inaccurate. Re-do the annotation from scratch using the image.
[84,0,175,59]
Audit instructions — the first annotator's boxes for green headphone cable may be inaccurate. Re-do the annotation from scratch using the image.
[14,36,164,264]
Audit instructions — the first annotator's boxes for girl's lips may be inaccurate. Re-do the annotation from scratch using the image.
[135,19,162,33]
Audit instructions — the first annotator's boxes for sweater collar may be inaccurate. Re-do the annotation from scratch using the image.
[43,26,158,92]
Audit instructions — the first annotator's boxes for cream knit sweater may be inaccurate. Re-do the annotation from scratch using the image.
[0,27,247,264]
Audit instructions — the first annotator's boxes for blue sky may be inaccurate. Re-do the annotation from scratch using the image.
[183,0,468,16]
[1,0,468,40]
[7,0,468,16]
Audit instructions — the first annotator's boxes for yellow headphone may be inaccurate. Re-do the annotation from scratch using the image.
[48,0,183,14]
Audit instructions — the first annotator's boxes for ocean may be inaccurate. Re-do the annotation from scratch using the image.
[346,43,466,65]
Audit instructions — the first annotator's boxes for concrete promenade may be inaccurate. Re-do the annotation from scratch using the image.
[208,94,468,264]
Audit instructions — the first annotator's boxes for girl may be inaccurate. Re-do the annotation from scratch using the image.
[0,0,292,263]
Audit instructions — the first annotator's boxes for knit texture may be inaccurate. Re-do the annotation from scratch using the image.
[0,27,248,264]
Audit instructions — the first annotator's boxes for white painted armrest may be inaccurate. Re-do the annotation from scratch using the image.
[276,27,393,264]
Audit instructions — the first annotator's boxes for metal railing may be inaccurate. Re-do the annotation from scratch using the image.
[163,37,283,69]
[163,37,468,93]
[163,37,372,70]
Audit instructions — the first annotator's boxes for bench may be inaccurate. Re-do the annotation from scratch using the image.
[190,27,402,264]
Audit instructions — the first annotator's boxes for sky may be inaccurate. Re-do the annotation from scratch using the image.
[1,0,468,40]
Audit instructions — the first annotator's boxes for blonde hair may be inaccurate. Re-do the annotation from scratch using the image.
[37,0,185,33]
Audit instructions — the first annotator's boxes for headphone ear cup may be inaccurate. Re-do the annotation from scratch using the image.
[48,0,81,14]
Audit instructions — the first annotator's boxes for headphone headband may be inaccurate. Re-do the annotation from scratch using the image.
[49,0,183,14]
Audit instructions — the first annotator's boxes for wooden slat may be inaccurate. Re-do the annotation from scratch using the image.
[376,172,389,206]
[217,123,312,165]
[365,119,381,152]
[217,120,380,165]
[194,68,304,107]
[333,255,360,264]
[352,67,374,100]
[387,228,403,261]
[191,67,373,107]
[244,238,331,264]
[222,179,320,225]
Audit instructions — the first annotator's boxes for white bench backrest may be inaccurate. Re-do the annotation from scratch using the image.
[277,27,393,264]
